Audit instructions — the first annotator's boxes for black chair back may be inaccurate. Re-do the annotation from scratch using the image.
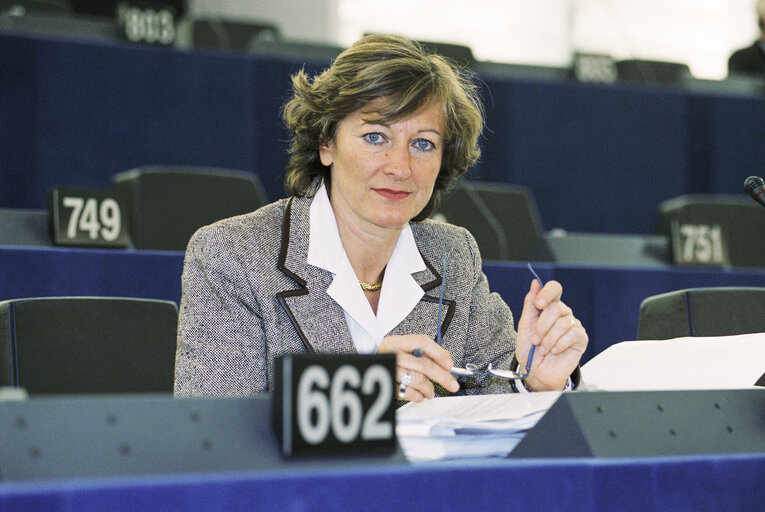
[656,194,765,268]
[637,287,765,340]
[0,297,178,394]
[112,166,267,251]
[433,180,552,261]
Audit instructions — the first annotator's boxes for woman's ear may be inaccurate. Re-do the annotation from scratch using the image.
[319,139,334,167]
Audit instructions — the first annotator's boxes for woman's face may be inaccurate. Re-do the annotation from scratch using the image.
[320,101,444,235]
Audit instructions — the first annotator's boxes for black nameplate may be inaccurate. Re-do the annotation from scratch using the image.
[116,1,177,46]
[48,187,130,248]
[273,353,397,458]
[670,219,728,266]
[509,389,765,458]
[573,52,617,84]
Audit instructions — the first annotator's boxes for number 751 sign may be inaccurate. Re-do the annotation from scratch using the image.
[48,187,130,247]
[670,220,728,266]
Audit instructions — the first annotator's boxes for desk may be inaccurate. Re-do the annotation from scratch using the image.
[3,245,765,363]
[1,453,764,511]
[0,245,183,305]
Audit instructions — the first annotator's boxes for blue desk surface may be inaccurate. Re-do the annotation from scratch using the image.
[4,245,765,363]
[2,452,764,512]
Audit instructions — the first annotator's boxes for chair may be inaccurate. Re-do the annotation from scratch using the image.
[417,40,475,67]
[432,180,552,261]
[615,59,691,86]
[0,297,178,394]
[175,16,280,52]
[112,166,268,251]
[246,39,344,62]
[656,194,765,268]
[636,287,765,340]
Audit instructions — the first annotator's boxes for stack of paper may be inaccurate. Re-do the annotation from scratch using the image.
[581,332,765,391]
[396,391,561,461]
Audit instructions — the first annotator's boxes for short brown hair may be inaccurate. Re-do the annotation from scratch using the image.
[282,34,484,221]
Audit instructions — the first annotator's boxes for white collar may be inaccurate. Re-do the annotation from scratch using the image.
[307,183,426,351]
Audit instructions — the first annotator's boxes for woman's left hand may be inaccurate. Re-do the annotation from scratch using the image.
[515,279,588,391]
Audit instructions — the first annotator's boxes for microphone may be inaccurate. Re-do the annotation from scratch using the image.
[744,176,765,208]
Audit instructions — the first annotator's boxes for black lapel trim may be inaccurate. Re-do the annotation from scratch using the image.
[277,197,306,287]
[418,251,455,339]
[275,197,314,353]
[419,252,443,292]
[420,295,455,341]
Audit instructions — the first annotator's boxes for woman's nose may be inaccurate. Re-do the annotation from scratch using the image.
[384,144,412,179]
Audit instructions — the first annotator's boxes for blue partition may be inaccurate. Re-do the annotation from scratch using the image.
[2,32,765,235]
[0,246,183,305]
[4,244,765,363]
[483,262,765,362]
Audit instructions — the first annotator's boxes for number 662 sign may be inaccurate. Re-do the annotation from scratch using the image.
[273,353,397,457]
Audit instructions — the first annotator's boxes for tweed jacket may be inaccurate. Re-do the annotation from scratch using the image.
[174,191,519,397]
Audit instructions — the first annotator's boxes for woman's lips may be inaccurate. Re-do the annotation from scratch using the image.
[374,188,411,200]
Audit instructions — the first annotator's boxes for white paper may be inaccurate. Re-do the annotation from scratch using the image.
[396,392,561,461]
[581,332,765,391]
[397,391,561,423]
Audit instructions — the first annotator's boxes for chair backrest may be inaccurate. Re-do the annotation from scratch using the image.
[615,59,690,86]
[0,297,178,394]
[112,166,268,251]
[637,287,765,340]
[176,17,280,52]
[432,180,552,261]
[656,194,765,268]
[417,40,475,67]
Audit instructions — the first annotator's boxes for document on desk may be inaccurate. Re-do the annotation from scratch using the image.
[396,392,561,461]
[581,332,765,391]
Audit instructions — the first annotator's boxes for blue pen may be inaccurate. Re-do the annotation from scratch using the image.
[436,254,447,346]
[523,263,545,377]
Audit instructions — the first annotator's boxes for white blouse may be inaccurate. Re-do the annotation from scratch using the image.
[306,183,426,353]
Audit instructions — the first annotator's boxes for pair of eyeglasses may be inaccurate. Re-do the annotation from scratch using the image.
[436,257,538,380]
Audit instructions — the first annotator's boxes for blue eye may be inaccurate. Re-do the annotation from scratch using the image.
[364,133,385,145]
[414,139,435,151]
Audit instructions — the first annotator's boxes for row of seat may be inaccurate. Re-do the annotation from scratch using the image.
[2,167,764,271]
[0,0,709,90]
[435,181,765,268]
[0,166,268,251]
[1,288,763,396]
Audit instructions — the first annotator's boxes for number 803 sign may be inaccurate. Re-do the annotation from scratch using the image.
[273,353,397,458]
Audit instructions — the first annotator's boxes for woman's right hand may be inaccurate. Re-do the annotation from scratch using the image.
[378,334,459,402]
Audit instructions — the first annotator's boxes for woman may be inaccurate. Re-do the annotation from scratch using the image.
[175,34,587,401]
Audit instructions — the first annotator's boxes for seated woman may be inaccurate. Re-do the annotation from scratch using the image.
[174,34,588,401]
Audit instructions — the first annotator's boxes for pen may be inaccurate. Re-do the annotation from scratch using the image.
[436,254,447,346]
[523,263,545,377]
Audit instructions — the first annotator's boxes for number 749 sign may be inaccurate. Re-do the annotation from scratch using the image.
[48,187,130,248]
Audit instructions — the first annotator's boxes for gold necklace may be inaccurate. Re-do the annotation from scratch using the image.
[358,279,383,292]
